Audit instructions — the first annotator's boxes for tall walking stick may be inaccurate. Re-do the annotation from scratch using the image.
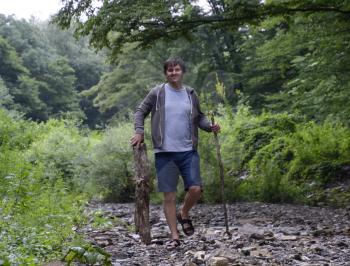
[210,112,231,236]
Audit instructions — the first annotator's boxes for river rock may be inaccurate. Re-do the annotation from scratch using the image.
[250,248,271,258]
[193,251,206,264]
[208,256,229,266]
[241,246,256,256]
[249,233,265,240]
[210,248,240,262]
[94,235,113,247]
[184,261,197,266]
[278,235,299,241]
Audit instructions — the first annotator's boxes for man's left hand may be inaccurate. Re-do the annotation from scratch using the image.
[211,123,221,134]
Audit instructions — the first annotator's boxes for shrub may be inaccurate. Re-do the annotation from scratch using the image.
[26,119,95,188]
[197,104,350,206]
[0,111,88,264]
[78,122,136,202]
[286,121,350,185]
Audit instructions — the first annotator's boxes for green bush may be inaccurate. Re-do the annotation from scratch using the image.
[286,121,350,184]
[197,104,350,205]
[78,122,136,202]
[26,119,97,190]
[198,105,298,203]
[0,110,88,264]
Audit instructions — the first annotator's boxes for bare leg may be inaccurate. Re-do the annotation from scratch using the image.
[180,186,201,220]
[163,192,179,240]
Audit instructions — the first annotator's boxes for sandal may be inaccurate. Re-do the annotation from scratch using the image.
[165,239,181,250]
[177,212,195,236]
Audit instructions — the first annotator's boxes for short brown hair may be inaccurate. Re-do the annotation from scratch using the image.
[163,57,186,74]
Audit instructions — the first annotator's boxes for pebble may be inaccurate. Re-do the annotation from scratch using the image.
[208,256,229,266]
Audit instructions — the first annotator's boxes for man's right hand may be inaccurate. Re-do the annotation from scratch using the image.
[130,133,144,148]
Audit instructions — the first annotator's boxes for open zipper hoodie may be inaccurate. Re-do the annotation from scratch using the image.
[134,83,212,150]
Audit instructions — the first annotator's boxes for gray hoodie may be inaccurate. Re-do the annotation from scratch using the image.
[134,83,212,150]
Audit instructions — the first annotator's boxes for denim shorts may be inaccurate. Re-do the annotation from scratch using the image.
[155,150,202,192]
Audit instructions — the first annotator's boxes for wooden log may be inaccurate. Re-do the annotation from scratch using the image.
[133,144,151,244]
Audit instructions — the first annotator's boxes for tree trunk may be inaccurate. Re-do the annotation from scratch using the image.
[133,144,151,244]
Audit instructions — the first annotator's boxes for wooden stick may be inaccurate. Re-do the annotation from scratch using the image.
[133,144,152,244]
[210,112,231,236]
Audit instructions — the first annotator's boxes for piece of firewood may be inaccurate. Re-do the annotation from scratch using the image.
[133,144,151,244]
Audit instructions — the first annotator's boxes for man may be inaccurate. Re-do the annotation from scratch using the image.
[130,57,220,250]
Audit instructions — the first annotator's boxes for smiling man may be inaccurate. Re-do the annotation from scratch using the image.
[131,57,220,250]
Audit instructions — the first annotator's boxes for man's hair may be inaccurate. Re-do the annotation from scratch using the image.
[163,57,186,74]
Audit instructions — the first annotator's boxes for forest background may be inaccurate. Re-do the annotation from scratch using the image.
[1,0,350,264]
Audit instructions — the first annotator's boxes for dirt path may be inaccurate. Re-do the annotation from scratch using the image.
[80,202,350,265]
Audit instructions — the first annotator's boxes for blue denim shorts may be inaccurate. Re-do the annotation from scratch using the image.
[155,150,202,192]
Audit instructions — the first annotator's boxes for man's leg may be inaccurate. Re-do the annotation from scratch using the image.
[163,191,180,240]
[176,151,202,234]
[180,186,201,220]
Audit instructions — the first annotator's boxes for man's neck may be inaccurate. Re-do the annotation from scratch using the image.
[168,81,183,90]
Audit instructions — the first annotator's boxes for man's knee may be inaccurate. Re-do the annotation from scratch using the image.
[163,192,177,204]
[188,186,202,195]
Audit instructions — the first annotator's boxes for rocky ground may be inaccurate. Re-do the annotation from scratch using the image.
[79,202,350,266]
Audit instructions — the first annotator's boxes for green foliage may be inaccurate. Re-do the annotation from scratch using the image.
[246,120,350,205]
[0,110,89,264]
[11,75,48,120]
[0,35,29,83]
[53,0,350,61]
[0,15,108,126]
[90,210,115,229]
[242,7,350,124]
[0,78,13,109]
[55,0,350,127]
[26,119,95,187]
[284,122,350,184]
[198,102,350,205]
[82,46,161,120]
[76,122,135,202]
[63,245,111,266]
[88,209,134,232]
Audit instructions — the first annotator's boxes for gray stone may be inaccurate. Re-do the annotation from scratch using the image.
[193,251,206,264]
[241,246,256,256]
[249,233,265,240]
[183,261,197,266]
[213,248,239,262]
[250,248,271,258]
[279,235,298,241]
[208,257,229,266]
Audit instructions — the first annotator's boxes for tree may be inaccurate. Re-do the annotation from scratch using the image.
[40,58,81,116]
[241,9,350,123]
[11,75,48,120]
[53,0,350,61]
[42,23,110,127]
[0,15,108,124]
[0,78,14,109]
[0,36,28,83]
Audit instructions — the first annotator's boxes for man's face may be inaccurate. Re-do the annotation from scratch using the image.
[165,64,183,84]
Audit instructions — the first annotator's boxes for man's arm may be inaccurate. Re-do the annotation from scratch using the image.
[131,87,156,147]
[193,91,211,132]
[134,87,156,134]
[198,110,212,132]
